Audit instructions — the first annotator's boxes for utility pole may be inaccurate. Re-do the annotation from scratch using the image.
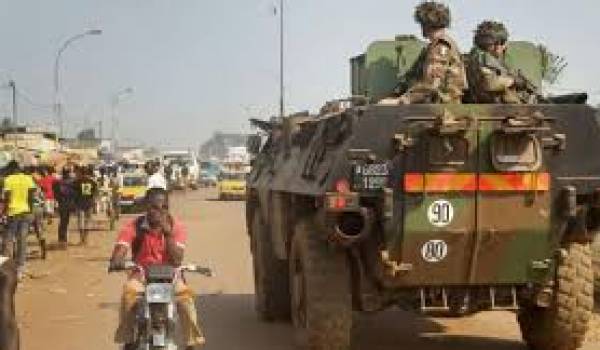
[54,29,102,138]
[111,97,118,151]
[110,87,134,153]
[7,80,16,126]
[279,0,285,119]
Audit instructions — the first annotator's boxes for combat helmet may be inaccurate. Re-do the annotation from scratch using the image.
[414,1,451,29]
[474,20,509,48]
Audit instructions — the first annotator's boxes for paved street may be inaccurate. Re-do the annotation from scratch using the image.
[15,189,600,350]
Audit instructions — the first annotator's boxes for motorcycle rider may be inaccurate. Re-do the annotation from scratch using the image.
[108,187,205,349]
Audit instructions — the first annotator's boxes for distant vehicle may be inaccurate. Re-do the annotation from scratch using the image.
[217,172,246,200]
[199,161,221,187]
[226,146,250,164]
[163,151,199,190]
[118,173,147,212]
[119,160,146,174]
[220,160,251,174]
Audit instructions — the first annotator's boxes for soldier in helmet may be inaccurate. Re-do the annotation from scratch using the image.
[382,1,467,105]
[467,20,536,104]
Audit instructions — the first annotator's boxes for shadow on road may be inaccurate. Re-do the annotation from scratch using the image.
[197,294,526,350]
[198,294,293,350]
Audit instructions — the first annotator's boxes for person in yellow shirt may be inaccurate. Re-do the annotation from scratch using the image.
[1,161,36,280]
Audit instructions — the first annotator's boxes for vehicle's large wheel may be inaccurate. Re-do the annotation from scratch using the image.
[518,242,594,350]
[251,210,290,321]
[290,217,352,350]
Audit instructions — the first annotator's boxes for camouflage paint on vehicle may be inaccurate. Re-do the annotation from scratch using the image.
[247,32,599,350]
[351,35,426,102]
[249,103,600,289]
[396,111,552,286]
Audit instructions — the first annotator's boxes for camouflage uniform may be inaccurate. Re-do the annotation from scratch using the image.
[380,1,467,105]
[467,47,521,103]
[467,21,535,104]
[399,33,467,104]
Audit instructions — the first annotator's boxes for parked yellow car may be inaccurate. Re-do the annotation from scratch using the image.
[217,172,247,200]
[118,173,147,212]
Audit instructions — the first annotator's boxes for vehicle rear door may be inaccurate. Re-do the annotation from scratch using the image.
[471,117,551,284]
[398,116,477,286]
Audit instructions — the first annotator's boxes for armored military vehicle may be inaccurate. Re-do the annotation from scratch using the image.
[246,35,599,350]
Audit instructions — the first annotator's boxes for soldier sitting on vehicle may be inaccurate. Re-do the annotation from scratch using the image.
[467,21,538,104]
[381,1,467,105]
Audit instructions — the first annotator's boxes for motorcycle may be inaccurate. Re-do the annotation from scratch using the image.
[109,262,213,350]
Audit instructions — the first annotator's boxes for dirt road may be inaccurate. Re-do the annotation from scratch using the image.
[16,189,599,350]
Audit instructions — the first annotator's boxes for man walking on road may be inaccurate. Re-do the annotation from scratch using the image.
[73,166,98,245]
[109,187,205,349]
[2,160,36,280]
[38,167,57,224]
[53,167,76,249]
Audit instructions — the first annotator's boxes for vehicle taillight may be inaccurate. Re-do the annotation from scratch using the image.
[334,196,347,209]
[335,178,351,194]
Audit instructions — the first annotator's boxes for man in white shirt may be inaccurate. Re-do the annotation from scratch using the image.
[146,162,167,190]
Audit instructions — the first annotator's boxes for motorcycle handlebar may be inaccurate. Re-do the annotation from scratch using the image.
[180,264,214,277]
[107,260,138,273]
[108,261,214,277]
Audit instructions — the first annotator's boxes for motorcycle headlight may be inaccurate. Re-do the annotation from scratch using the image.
[146,283,173,303]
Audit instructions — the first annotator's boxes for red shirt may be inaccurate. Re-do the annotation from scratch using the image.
[38,175,57,200]
[116,216,187,268]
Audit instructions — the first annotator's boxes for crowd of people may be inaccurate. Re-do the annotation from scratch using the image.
[0,158,205,349]
[0,160,124,280]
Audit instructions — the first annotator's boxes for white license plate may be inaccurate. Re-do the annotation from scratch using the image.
[354,163,389,190]
[355,163,389,176]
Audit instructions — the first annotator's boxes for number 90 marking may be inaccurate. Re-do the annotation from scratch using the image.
[427,200,454,227]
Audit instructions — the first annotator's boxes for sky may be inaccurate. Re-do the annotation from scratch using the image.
[0,0,598,149]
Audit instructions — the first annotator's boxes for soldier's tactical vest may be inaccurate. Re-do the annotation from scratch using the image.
[467,48,523,104]
[404,33,467,104]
